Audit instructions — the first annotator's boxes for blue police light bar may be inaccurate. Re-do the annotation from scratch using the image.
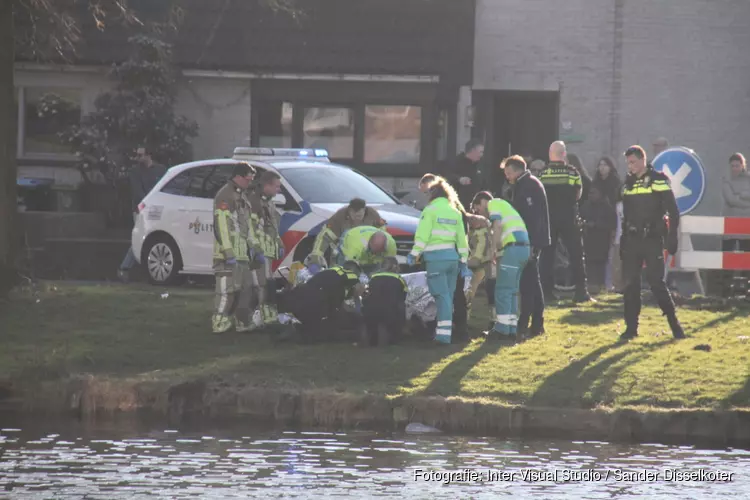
[233,147,329,158]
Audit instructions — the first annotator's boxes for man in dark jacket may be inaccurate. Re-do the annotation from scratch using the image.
[445,139,485,211]
[117,146,167,282]
[502,155,551,337]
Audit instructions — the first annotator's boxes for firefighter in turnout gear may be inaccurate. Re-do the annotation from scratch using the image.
[311,198,386,264]
[211,163,256,333]
[361,257,408,347]
[248,170,284,329]
[619,145,685,341]
[407,178,470,344]
[469,192,498,327]
[538,141,593,303]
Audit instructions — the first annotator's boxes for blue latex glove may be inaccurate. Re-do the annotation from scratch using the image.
[256,253,266,264]
[459,263,472,279]
[226,257,237,266]
[407,254,416,266]
[307,264,321,275]
[278,247,285,260]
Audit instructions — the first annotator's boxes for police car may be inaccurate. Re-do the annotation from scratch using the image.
[131,148,421,285]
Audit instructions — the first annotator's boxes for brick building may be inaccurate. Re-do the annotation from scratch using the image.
[472,0,750,215]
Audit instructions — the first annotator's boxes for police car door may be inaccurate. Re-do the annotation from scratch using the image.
[184,164,236,273]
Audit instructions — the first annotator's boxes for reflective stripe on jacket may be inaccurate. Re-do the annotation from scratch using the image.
[410,197,469,263]
[213,181,251,262]
[488,198,529,251]
[369,271,408,292]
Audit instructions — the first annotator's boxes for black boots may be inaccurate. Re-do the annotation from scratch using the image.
[620,315,686,342]
[667,314,686,339]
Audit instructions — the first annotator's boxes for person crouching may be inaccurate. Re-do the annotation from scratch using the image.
[361,257,408,347]
[278,260,364,343]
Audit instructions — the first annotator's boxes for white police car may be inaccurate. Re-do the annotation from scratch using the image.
[131,148,421,285]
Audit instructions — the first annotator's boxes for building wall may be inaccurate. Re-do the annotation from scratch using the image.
[175,76,252,161]
[474,0,750,216]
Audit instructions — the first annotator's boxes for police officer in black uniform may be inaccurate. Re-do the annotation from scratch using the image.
[538,141,593,303]
[361,257,408,347]
[619,145,685,341]
[278,261,364,343]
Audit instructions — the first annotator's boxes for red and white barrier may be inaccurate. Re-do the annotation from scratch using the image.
[678,216,750,270]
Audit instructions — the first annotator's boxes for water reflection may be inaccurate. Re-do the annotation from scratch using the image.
[0,423,747,498]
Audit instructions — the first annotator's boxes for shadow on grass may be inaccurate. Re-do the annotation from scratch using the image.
[0,285,462,392]
[690,310,744,335]
[420,339,502,397]
[528,339,673,408]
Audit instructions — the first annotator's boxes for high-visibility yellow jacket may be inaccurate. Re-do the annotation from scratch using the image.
[213,181,251,262]
[488,198,529,254]
[340,226,397,266]
[410,196,468,263]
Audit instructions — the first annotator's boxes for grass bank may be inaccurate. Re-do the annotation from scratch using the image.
[2,282,749,412]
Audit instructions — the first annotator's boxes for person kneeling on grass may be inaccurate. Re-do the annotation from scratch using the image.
[277,260,365,343]
[360,257,408,347]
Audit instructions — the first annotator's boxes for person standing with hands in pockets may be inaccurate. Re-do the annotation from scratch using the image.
[407,178,470,345]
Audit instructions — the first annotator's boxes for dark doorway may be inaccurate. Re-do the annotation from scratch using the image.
[488,90,559,165]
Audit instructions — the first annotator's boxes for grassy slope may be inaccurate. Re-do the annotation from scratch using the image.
[1,282,749,410]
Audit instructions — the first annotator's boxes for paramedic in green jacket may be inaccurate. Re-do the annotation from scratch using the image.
[337,225,397,274]
[486,194,531,338]
[407,178,470,344]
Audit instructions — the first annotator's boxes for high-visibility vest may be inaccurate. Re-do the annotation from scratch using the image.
[488,198,529,249]
[410,197,469,263]
[340,226,397,265]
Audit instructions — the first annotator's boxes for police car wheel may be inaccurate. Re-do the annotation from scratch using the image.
[145,237,182,286]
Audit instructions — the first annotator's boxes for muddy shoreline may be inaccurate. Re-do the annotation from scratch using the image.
[1,375,748,449]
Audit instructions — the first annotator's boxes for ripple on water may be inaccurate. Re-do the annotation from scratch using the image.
[0,427,747,499]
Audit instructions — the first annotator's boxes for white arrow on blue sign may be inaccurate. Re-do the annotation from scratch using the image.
[652,147,706,215]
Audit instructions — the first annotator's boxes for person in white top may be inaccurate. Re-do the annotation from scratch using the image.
[607,199,624,292]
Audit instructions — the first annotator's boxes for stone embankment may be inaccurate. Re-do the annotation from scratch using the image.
[4,375,749,448]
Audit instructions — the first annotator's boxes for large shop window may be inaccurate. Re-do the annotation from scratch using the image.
[23,87,82,155]
[302,107,354,159]
[257,100,292,148]
[364,105,421,164]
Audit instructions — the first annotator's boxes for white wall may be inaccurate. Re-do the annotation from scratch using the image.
[175,76,252,160]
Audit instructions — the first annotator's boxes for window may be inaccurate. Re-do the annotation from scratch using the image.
[257,100,292,148]
[186,166,216,198]
[364,105,421,164]
[302,107,354,158]
[23,87,82,155]
[203,164,237,199]
[282,166,395,205]
[161,171,192,196]
[437,108,449,161]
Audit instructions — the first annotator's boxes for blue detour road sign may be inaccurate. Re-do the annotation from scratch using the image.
[652,147,706,215]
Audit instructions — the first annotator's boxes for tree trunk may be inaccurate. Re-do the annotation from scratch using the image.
[0,0,18,296]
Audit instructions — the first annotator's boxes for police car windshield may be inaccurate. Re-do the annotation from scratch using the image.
[281,167,396,205]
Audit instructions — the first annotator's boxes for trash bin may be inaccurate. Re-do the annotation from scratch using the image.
[17,177,55,211]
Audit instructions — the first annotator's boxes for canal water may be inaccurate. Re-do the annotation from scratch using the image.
[0,419,747,499]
